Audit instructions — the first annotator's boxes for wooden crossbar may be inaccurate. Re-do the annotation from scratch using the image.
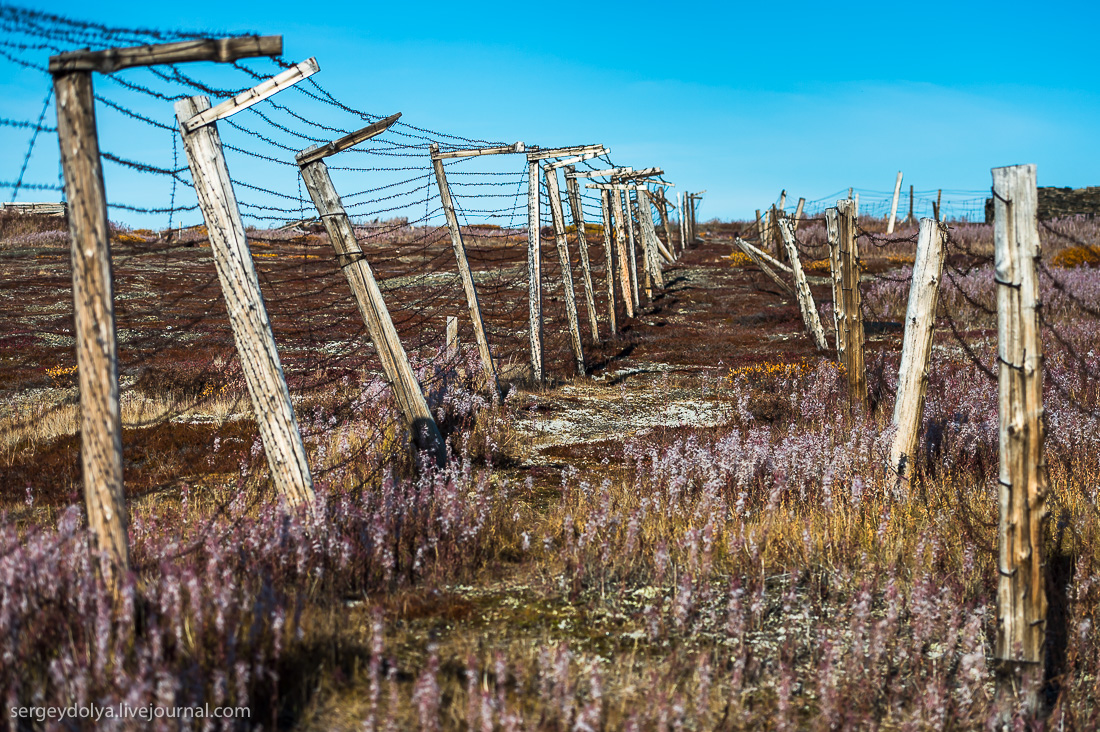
[50,35,282,74]
[296,112,402,165]
[431,142,525,160]
[183,57,319,133]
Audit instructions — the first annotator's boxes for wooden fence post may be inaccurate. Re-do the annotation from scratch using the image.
[889,218,947,479]
[598,190,619,333]
[298,152,446,468]
[779,189,786,212]
[768,204,781,261]
[447,315,458,353]
[793,197,806,234]
[935,189,943,222]
[688,194,696,243]
[778,217,828,350]
[834,199,866,411]
[177,95,315,508]
[992,163,1048,717]
[527,159,544,383]
[611,190,634,319]
[679,192,687,249]
[908,184,914,225]
[621,189,641,312]
[655,190,676,259]
[429,144,503,398]
[735,237,795,297]
[637,189,666,288]
[825,208,845,359]
[544,164,586,374]
[887,171,903,234]
[564,167,600,340]
[433,163,503,380]
[54,70,130,588]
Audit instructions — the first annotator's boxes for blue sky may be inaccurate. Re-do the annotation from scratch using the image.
[5,0,1099,220]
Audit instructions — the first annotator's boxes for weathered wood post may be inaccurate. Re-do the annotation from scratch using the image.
[563,167,600,340]
[637,189,666,289]
[755,209,765,243]
[632,195,653,299]
[620,189,640,312]
[527,158,544,383]
[769,204,782,261]
[178,94,316,507]
[889,218,947,480]
[907,184,915,225]
[430,144,503,399]
[53,69,129,588]
[49,34,287,592]
[446,315,458,353]
[611,192,634,318]
[793,197,806,234]
[778,217,828,350]
[825,208,845,358]
[992,163,1048,718]
[599,190,619,333]
[778,189,786,212]
[833,199,866,411]
[655,190,676,259]
[297,121,447,469]
[687,194,697,244]
[679,192,687,249]
[544,164,586,374]
[734,237,795,297]
[887,171,903,234]
[934,189,943,222]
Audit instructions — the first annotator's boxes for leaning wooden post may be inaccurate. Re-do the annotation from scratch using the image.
[778,217,828,350]
[544,164,586,374]
[992,163,1048,718]
[177,95,315,507]
[599,190,619,333]
[298,131,446,469]
[564,167,600,340]
[620,190,641,312]
[836,199,866,411]
[889,218,947,480]
[778,189,786,212]
[53,70,129,587]
[527,158,544,383]
[735,237,795,297]
[792,197,806,234]
[887,171,903,234]
[429,143,502,399]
